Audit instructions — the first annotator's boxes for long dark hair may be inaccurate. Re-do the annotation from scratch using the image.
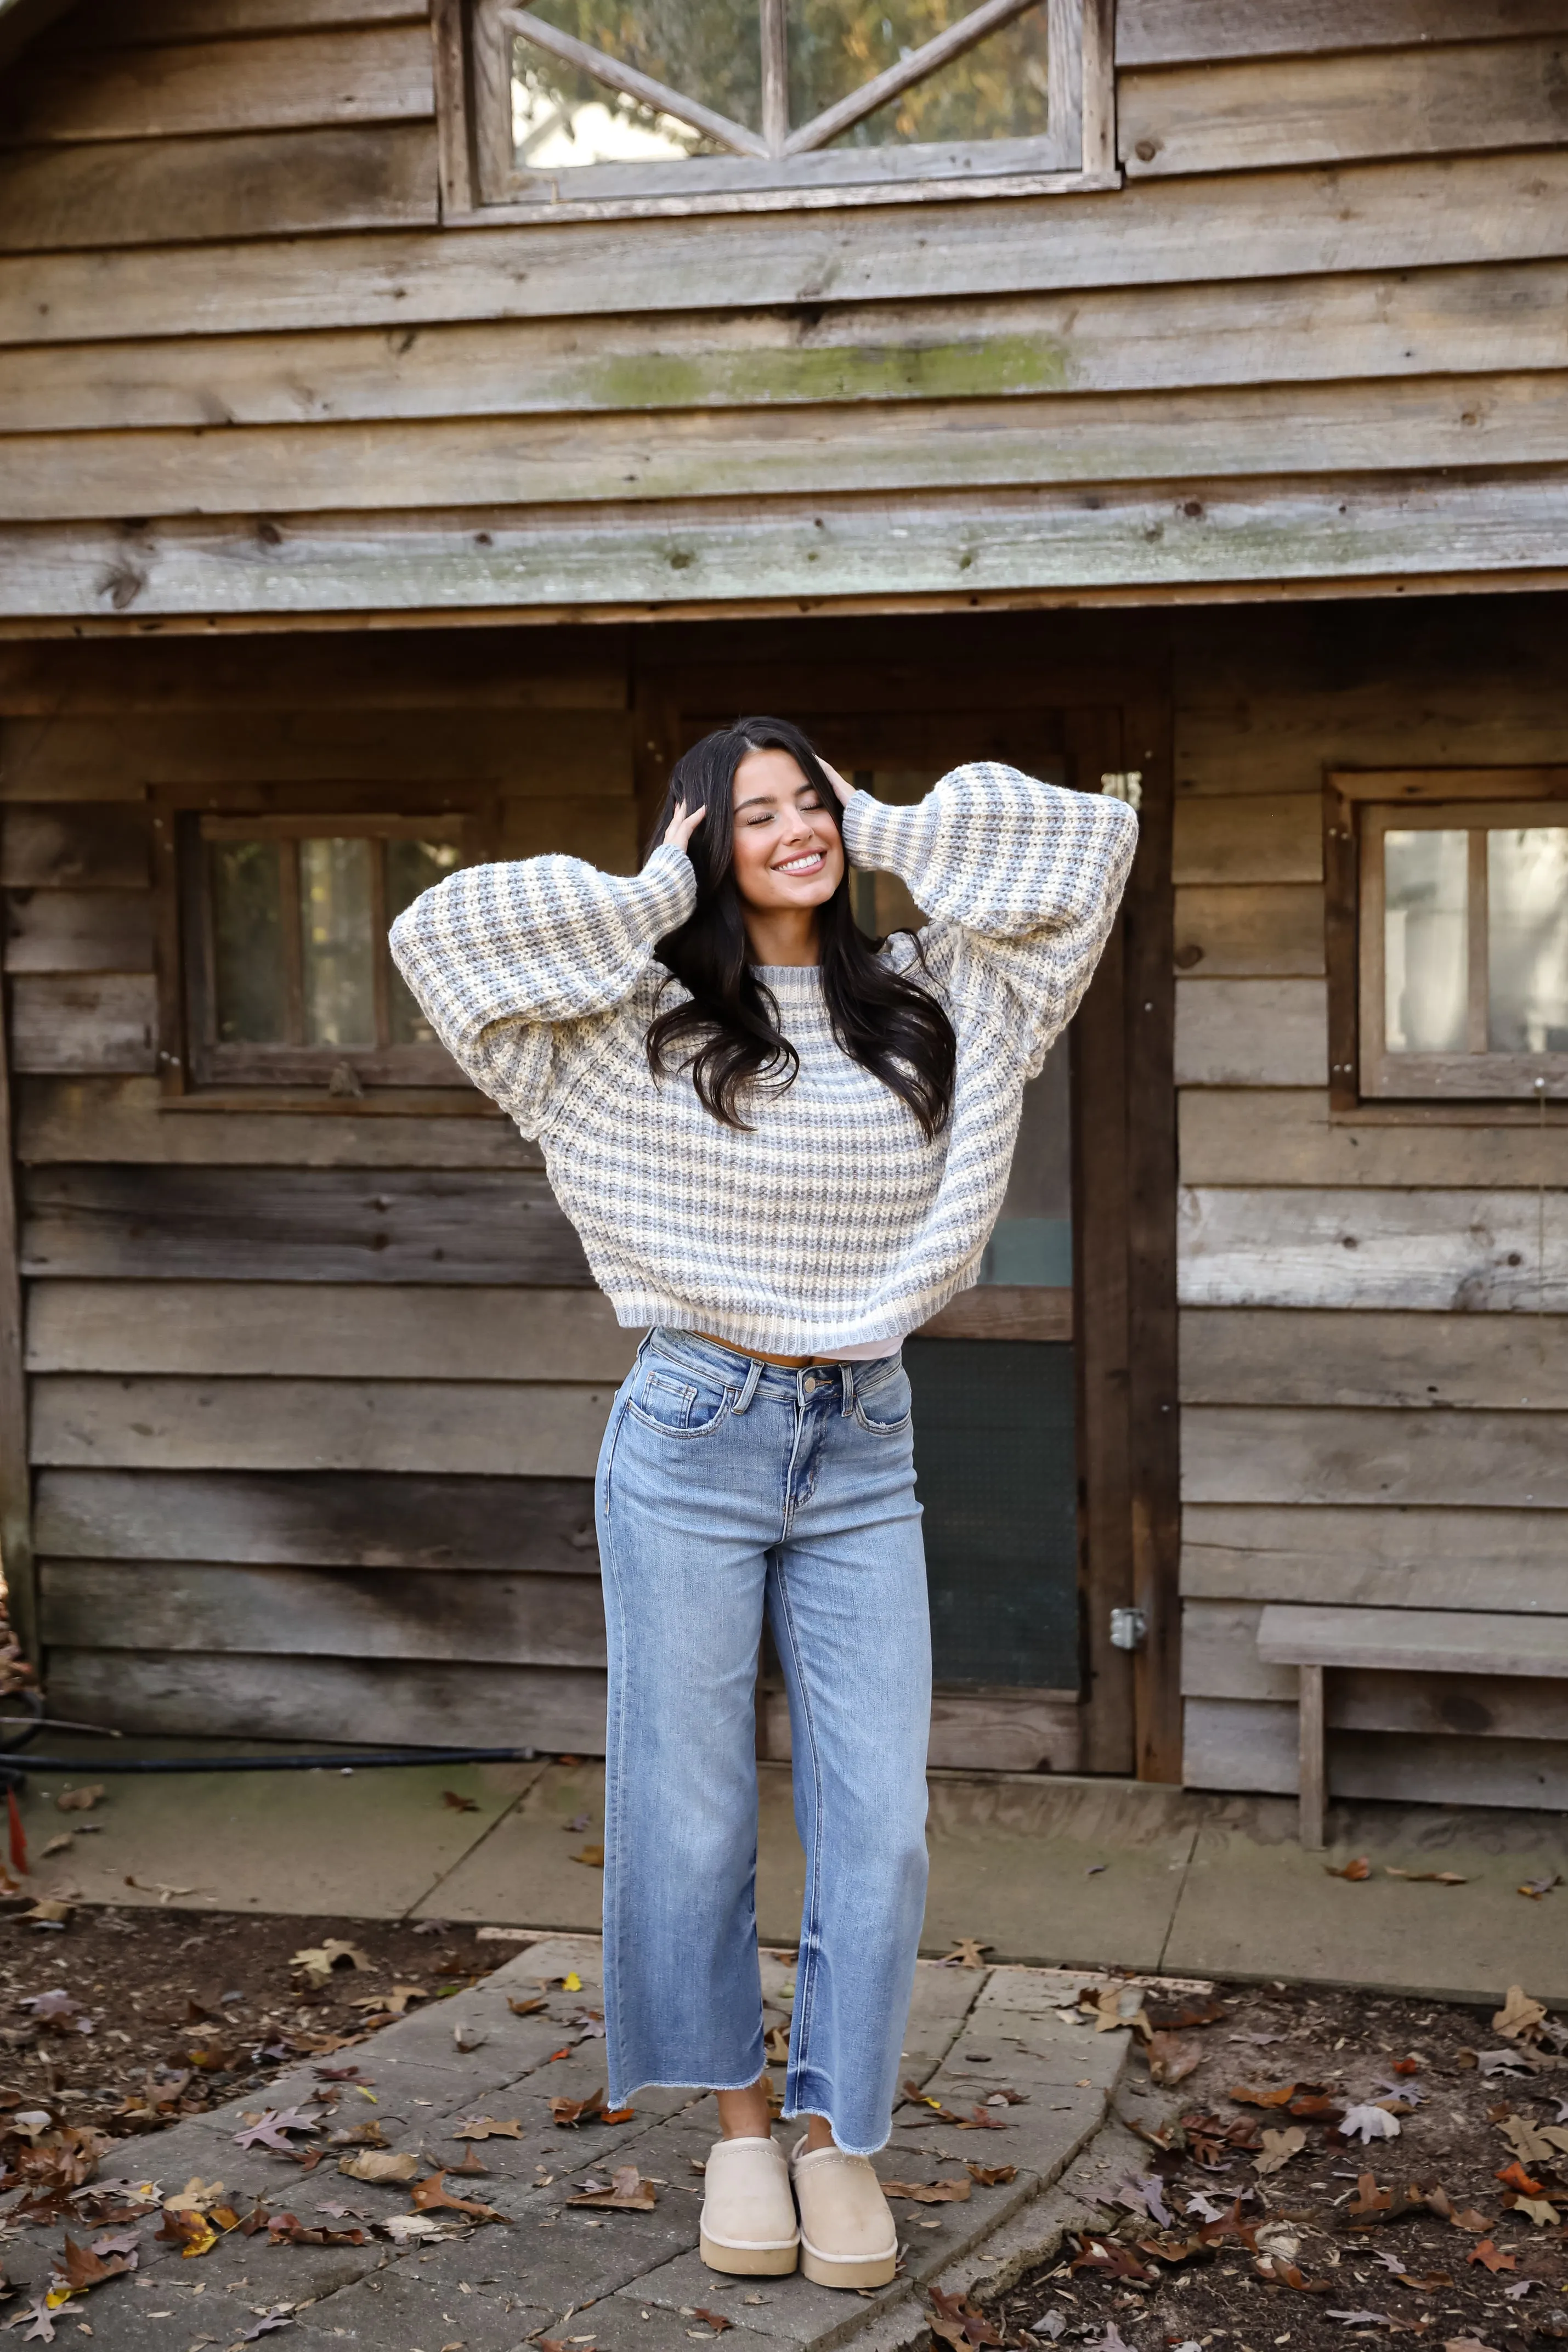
[644,717,955,1136]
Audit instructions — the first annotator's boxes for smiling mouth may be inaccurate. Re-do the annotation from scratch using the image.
[773,851,825,876]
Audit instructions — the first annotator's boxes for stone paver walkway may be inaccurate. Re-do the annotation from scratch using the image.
[1,1935,1146,2352]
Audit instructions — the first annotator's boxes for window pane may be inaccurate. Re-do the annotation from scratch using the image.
[1384,829,1468,1054]
[791,0,1050,145]
[978,1038,1071,1287]
[299,837,376,1048]
[211,840,286,1044]
[514,1,759,165]
[1488,827,1568,1054]
[385,838,462,1047]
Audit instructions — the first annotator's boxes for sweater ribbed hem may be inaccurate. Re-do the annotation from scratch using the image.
[607,1270,978,1358]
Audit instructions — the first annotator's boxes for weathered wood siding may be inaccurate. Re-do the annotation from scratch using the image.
[1,0,1567,616]
[2,629,640,1750]
[1175,595,1568,1812]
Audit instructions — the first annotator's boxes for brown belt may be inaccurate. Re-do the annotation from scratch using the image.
[691,1329,838,1369]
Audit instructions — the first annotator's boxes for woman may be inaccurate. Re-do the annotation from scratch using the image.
[390,720,1135,2292]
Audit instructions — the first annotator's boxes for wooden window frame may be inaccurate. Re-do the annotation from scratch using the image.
[1327,767,1568,1114]
[432,0,1117,224]
[151,782,500,1108]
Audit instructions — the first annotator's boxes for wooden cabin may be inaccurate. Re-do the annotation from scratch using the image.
[0,0,1565,1811]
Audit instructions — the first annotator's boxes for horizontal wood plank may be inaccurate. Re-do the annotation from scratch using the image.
[0,710,633,799]
[1,805,148,887]
[34,1465,600,1569]
[762,1683,1082,1773]
[26,1280,638,1380]
[915,1285,1072,1342]
[6,377,1565,523]
[0,28,434,144]
[0,124,438,255]
[9,259,1568,433]
[1117,0,1568,66]
[1120,38,1568,178]
[4,150,1566,349]
[1181,1307,1568,1409]
[1173,885,1324,976]
[4,890,152,973]
[1256,1599,1568,1678]
[1178,1184,1568,1310]
[1183,1403,1568,1508]
[1174,979,1327,1087]
[46,1648,610,1751]
[501,794,639,869]
[29,1373,616,1476]
[63,0,430,42]
[1181,1500,1568,1611]
[1186,1599,1568,1731]
[1172,794,1321,886]
[15,1077,535,1169]
[39,1558,609,1667]
[9,973,157,1072]
[1179,1088,1568,1187]
[20,1166,593,1285]
[1184,1694,1568,1806]
[9,475,1568,619]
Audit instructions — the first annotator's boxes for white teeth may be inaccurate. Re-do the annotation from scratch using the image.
[777,853,823,873]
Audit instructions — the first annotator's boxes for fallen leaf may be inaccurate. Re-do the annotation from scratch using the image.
[566,2165,656,2212]
[1493,1988,1548,2043]
[1383,1869,1468,1885]
[1230,2082,1300,2108]
[441,1792,479,1813]
[763,2026,790,2064]
[1495,2159,1547,2195]
[1510,2197,1560,2226]
[1498,2114,1558,2165]
[233,2109,318,2155]
[939,1941,992,1970]
[1255,2127,1307,2175]
[550,2089,609,2128]
[927,2287,1005,2349]
[291,1941,372,1987]
[570,1846,604,1869]
[55,1789,103,1815]
[48,2238,134,2297]
[882,2178,971,2204]
[692,2314,732,2335]
[507,1995,546,2016]
[1519,1875,1560,1900]
[1147,2033,1201,2086]
[1255,2257,1333,2293]
[1069,2237,1155,2284]
[235,2310,294,2343]
[562,1972,583,1992]
[1340,2105,1402,2144]
[337,2151,420,2184]
[378,2214,445,2245]
[452,2117,522,2139]
[21,1901,72,1925]
[1468,2241,1516,2273]
[39,1836,73,1859]
[452,2147,489,2177]
[1324,1856,1371,1881]
[1444,2339,1501,2352]
[349,1986,423,2019]
[965,2163,1017,2187]
[409,2171,505,2221]
[5,2298,56,2341]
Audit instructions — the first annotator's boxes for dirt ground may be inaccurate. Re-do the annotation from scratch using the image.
[993,1965,1568,2352]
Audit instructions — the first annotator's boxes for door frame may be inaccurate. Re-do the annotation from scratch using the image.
[631,632,1180,1782]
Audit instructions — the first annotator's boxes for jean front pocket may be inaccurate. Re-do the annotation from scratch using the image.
[852,1366,913,1436]
[625,1364,732,1438]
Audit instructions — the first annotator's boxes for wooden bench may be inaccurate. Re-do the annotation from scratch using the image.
[1255,1604,1568,1850]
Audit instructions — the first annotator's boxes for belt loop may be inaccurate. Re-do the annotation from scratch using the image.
[734,1356,765,1415]
[840,1360,856,1416]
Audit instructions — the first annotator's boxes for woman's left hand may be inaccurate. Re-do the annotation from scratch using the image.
[817,755,854,808]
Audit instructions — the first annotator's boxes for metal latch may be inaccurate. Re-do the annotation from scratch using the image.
[1109,1607,1147,1652]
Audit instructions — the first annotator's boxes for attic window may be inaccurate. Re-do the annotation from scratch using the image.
[452,0,1114,216]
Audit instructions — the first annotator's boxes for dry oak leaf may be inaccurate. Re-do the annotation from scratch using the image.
[234,2109,319,2155]
[927,2288,1005,2350]
[1069,2237,1156,2283]
[1495,2160,1548,2196]
[48,2236,135,2297]
[1421,2186,1491,2232]
[1384,1868,1468,1885]
[337,2151,420,2184]
[1519,1875,1560,1900]
[350,1986,423,2018]
[763,2026,790,2065]
[692,2313,733,2334]
[451,2117,523,2140]
[1255,2127,1307,2175]
[1468,2241,1516,2274]
[1324,1856,1372,1881]
[570,1846,605,1869]
[452,2147,490,2178]
[882,2178,972,2204]
[965,2163,1017,2187]
[940,1941,992,1970]
[1340,2105,1402,2144]
[441,1791,479,1813]
[291,1941,371,1986]
[409,2170,505,2221]
[565,2164,656,2211]
[54,1789,103,1814]
[1255,2257,1332,2293]
[549,2089,608,2128]
[1444,2339,1502,2352]
[1147,2032,1201,2087]
[1493,1988,1548,2043]
[507,1996,547,2017]
[1498,2114,1559,2166]
[1229,2082,1301,2108]
[5,2298,55,2342]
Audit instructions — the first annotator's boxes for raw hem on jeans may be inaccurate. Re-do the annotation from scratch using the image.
[608,2069,772,2106]
[779,2108,891,2159]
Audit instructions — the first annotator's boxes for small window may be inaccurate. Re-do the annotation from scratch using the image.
[182,814,467,1089]
[457,0,1112,214]
[1331,771,1568,1103]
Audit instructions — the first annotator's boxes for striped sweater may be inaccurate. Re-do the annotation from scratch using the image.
[389,766,1137,1356]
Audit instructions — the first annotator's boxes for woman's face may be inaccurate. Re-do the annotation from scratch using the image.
[728,748,845,915]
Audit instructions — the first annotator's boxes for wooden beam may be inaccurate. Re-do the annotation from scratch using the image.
[1297,1660,1325,1851]
[0,971,33,1660]
[1184,1403,1568,1509]
[1118,0,1568,67]
[1178,1184,1568,1311]
[0,27,435,144]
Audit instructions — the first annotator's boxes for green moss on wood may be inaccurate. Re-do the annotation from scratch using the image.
[587,335,1070,411]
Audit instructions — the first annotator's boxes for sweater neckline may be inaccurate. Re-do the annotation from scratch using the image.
[753,963,826,997]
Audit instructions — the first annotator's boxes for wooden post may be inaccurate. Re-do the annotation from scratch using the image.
[1298,1663,1326,1852]
[0,977,35,1666]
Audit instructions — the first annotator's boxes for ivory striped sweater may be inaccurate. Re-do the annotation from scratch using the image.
[389,766,1137,1357]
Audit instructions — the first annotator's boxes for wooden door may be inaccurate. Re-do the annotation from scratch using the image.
[642,681,1175,1781]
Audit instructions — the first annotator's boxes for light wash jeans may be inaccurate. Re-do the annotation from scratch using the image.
[595,1326,932,2156]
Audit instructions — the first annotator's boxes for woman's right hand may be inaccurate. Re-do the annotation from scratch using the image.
[663,800,707,855]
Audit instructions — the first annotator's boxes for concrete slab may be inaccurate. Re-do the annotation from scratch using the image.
[16,1751,544,1919]
[1161,1792,1568,2002]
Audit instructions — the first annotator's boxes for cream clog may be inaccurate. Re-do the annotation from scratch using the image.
[788,2136,898,2289]
[699,2134,799,2276]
